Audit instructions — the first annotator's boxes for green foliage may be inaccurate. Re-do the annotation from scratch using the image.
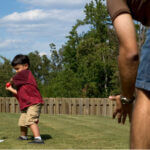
[84,0,109,42]
[28,51,51,85]
[62,0,119,97]
[43,69,82,98]
[0,113,130,149]
[0,56,14,97]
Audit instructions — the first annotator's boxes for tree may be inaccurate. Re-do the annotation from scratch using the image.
[43,69,82,97]
[0,56,14,97]
[61,0,119,97]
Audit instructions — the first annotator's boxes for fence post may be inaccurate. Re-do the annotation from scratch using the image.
[102,98,107,116]
[49,98,54,115]
[5,98,9,113]
[72,98,76,115]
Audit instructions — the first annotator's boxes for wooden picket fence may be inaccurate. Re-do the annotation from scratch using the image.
[0,97,116,117]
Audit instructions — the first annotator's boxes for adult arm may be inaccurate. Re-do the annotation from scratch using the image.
[110,14,139,123]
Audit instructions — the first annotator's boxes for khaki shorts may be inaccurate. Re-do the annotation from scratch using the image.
[18,104,43,127]
[107,0,150,26]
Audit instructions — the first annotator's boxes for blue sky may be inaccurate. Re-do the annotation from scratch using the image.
[0,0,91,60]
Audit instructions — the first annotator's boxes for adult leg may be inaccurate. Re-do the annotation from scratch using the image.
[131,89,150,149]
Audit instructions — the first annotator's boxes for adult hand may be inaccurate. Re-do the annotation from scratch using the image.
[109,95,133,124]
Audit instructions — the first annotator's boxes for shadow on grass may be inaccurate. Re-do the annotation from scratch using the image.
[28,134,52,140]
[41,134,52,140]
[0,136,8,140]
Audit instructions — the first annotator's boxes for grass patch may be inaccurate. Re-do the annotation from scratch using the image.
[0,113,130,149]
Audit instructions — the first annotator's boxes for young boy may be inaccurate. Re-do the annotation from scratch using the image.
[6,54,44,144]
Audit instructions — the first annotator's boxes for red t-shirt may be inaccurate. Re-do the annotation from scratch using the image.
[13,70,44,110]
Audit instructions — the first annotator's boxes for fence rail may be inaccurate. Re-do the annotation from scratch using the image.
[0,97,116,117]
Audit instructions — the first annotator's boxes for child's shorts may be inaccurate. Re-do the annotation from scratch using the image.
[18,103,43,127]
[106,0,150,26]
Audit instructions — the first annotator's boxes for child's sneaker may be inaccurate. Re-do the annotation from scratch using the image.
[17,136,28,140]
[28,139,44,144]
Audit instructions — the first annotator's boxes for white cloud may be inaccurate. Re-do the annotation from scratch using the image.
[0,0,89,59]
[0,8,84,38]
[1,9,48,22]
[0,39,23,48]
[39,52,48,56]
[0,9,84,23]
[18,0,90,7]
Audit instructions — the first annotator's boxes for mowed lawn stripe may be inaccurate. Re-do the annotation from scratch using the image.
[40,114,130,149]
[0,113,130,149]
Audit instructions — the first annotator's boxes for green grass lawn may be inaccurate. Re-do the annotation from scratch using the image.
[0,113,130,149]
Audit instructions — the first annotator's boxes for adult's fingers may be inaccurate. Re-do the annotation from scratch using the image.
[117,113,122,123]
[113,110,118,119]
[122,113,127,124]
[109,96,117,101]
